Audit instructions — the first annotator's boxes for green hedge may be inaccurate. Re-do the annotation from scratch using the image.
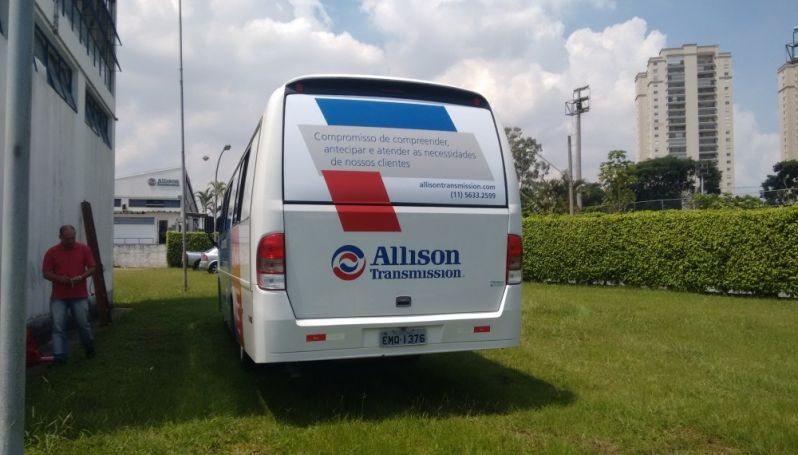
[165,231,215,267]
[523,207,798,297]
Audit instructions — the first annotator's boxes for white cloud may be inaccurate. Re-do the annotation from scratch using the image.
[733,106,779,192]
[360,0,569,78]
[115,0,770,195]
[115,0,385,188]
[437,17,665,179]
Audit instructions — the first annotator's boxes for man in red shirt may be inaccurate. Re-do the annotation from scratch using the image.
[42,225,97,364]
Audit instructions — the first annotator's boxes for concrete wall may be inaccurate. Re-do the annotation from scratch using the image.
[113,245,168,268]
[0,2,115,321]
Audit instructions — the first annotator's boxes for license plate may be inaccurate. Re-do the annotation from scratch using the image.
[380,327,427,347]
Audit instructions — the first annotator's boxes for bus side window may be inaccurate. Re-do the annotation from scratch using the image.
[219,183,233,233]
[240,129,259,221]
[225,165,241,230]
[233,154,249,224]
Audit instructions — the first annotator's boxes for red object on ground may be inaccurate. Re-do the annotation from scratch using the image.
[26,329,53,366]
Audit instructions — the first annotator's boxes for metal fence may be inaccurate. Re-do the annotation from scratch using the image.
[113,237,156,245]
[582,188,797,213]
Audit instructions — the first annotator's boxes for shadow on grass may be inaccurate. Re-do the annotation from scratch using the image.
[248,352,574,427]
[25,295,572,439]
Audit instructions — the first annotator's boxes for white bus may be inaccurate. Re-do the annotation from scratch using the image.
[217,75,523,363]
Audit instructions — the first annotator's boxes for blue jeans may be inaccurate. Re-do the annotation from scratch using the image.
[51,298,94,362]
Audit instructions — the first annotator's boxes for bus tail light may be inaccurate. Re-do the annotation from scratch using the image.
[506,234,523,285]
[257,233,285,290]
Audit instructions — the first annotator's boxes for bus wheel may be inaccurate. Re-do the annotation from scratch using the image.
[240,346,255,368]
[228,297,237,340]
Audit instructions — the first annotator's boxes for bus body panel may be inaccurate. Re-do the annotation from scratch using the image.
[283,204,508,318]
[219,75,522,363]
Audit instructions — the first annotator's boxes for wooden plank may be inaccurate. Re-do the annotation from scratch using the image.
[81,200,111,325]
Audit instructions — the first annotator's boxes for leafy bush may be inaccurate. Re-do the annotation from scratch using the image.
[690,194,766,210]
[523,207,798,297]
[165,231,214,267]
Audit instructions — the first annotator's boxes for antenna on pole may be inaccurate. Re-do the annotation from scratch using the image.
[565,85,590,209]
[178,0,188,292]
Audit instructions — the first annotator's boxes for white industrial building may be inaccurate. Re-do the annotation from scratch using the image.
[0,0,118,321]
[635,44,736,193]
[114,168,199,245]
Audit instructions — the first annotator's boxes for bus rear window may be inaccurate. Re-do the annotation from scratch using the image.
[283,94,507,207]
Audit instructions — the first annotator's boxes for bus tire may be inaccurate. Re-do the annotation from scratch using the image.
[240,346,255,368]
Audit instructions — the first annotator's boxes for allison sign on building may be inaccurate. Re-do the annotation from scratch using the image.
[114,168,199,245]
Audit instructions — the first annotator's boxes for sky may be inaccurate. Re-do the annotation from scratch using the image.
[114,0,798,194]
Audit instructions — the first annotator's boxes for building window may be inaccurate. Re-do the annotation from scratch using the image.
[33,26,77,111]
[114,198,121,207]
[0,0,6,36]
[114,217,155,225]
[128,199,181,208]
[54,0,118,92]
[85,91,111,146]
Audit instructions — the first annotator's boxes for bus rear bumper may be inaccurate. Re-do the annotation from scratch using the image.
[245,285,521,363]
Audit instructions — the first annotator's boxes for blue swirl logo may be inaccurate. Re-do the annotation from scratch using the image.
[331,245,366,281]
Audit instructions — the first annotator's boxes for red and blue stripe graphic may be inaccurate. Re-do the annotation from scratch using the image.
[315,98,459,233]
[322,170,400,232]
[315,98,457,132]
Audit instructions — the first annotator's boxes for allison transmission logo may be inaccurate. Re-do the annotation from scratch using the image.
[331,245,366,281]
[332,244,464,281]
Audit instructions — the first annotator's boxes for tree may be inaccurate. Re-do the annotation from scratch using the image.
[599,150,636,212]
[630,156,721,201]
[761,160,798,205]
[208,181,227,216]
[580,182,605,209]
[527,178,602,214]
[690,194,765,210]
[195,188,214,215]
[697,160,722,194]
[505,127,549,212]
[527,178,571,214]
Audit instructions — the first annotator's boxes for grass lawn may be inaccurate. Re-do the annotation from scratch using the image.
[25,268,798,453]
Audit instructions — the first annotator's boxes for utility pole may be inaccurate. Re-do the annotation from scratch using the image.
[567,135,574,215]
[0,0,34,452]
[178,0,188,292]
[565,85,590,210]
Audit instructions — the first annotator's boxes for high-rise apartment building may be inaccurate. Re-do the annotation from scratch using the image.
[635,44,735,193]
[778,29,798,162]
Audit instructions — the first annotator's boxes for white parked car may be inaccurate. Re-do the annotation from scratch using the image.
[198,247,219,273]
[184,250,203,269]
